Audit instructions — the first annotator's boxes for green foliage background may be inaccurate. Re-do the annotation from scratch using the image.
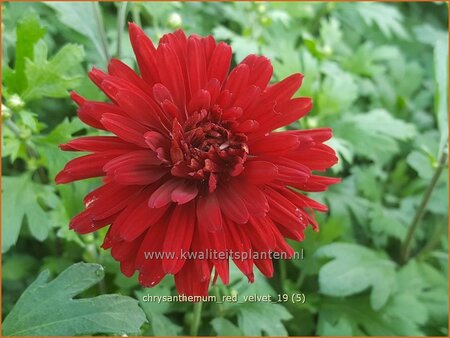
[1,1,448,336]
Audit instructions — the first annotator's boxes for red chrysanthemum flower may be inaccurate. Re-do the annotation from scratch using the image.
[56,24,339,296]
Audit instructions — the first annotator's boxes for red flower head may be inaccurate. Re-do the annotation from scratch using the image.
[56,24,339,296]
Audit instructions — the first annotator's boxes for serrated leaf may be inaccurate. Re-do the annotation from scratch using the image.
[318,295,424,336]
[1,174,57,253]
[211,318,243,336]
[44,2,108,63]
[135,285,182,336]
[325,177,370,224]
[336,109,416,163]
[237,302,292,336]
[2,262,146,336]
[4,12,46,93]
[21,42,84,101]
[317,65,358,115]
[316,243,396,310]
[356,3,408,39]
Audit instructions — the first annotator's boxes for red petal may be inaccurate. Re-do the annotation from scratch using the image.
[171,183,198,204]
[241,55,273,90]
[197,192,222,232]
[249,133,299,155]
[187,36,207,96]
[55,150,126,184]
[157,43,186,110]
[60,136,136,152]
[240,160,278,184]
[101,113,148,147]
[207,42,232,84]
[162,201,196,274]
[217,185,249,224]
[148,178,182,208]
[265,73,303,100]
[108,58,152,93]
[128,23,159,85]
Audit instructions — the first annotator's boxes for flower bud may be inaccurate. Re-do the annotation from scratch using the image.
[167,13,182,29]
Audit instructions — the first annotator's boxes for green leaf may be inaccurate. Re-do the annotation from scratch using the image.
[135,285,182,336]
[356,3,408,39]
[2,262,146,336]
[211,318,243,336]
[21,42,84,101]
[317,64,358,115]
[3,12,46,93]
[316,243,396,310]
[237,302,292,336]
[2,174,56,253]
[335,109,416,163]
[325,176,371,224]
[44,2,108,63]
[434,38,448,153]
[318,295,424,336]
[3,254,38,281]
[407,150,434,179]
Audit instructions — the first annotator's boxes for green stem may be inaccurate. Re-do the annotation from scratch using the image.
[417,220,447,258]
[279,259,286,292]
[213,286,224,316]
[400,148,448,263]
[131,3,142,27]
[116,2,128,58]
[4,118,47,183]
[190,301,203,336]
[93,2,110,62]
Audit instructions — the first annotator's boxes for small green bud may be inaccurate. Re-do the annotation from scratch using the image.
[322,44,333,57]
[261,16,271,26]
[19,128,32,140]
[2,104,12,120]
[7,94,25,111]
[167,12,182,29]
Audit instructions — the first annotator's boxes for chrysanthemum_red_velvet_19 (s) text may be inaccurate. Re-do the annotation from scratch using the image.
[56,23,340,297]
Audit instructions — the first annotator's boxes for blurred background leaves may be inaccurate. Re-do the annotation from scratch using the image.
[1,1,448,336]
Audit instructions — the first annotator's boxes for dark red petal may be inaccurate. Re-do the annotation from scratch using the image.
[249,133,299,156]
[187,89,211,114]
[207,42,232,84]
[224,220,254,282]
[162,201,196,274]
[157,43,186,110]
[148,178,183,208]
[108,58,152,93]
[60,136,136,152]
[234,181,269,217]
[241,55,273,90]
[187,36,207,96]
[174,259,210,297]
[171,183,198,204]
[83,183,141,221]
[55,150,126,184]
[103,150,163,173]
[223,64,250,98]
[241,160,278,184]
[258,97,313,134]
[217,185,249,224]
[101,113,148,147]
[128,23,160,85]
[121,204,169,242]
[112,166,167,185]
[197,192,222,232]
[265,73,303,100]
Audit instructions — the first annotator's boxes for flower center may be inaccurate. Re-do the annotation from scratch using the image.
[170,108,248,192]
